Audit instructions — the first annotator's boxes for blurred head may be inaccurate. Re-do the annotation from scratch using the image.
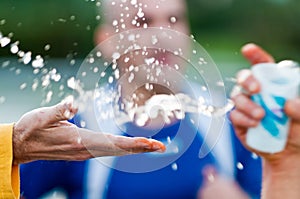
[94,0,191,107]
[95,0,190,68]
[96,0,189,42]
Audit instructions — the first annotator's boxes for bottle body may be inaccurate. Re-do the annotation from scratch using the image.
[246,63,300,153]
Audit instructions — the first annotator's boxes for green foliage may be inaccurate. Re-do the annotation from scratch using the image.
[0,0,299,61]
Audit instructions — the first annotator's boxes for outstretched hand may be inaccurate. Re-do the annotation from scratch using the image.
[12,100,165,165]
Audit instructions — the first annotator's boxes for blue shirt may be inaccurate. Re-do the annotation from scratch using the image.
[20,116,262,199]
[105,117,216,199]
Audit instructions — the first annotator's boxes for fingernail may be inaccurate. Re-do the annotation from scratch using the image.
[152,142,166,153]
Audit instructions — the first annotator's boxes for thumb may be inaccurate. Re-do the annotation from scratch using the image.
[285,98,300,122]
[241,43,275,65]
[49,99,78,123]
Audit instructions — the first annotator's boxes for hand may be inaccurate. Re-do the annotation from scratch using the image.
[198,166,249,199]
[230,43,300,198]
[230,43,300,160]
[12,100,165,165]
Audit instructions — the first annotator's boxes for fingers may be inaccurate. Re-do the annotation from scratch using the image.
[233,95,265,120]
[230,93,265,147]
[241,43,275,65]
[80,129,166,158]
[110,135,166,155]
[285,98,300,122]
[236,69,261,94]
[230,109,260,128]
[48,100,78,123]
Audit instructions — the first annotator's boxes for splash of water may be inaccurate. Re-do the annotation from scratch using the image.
[0,31,66,105]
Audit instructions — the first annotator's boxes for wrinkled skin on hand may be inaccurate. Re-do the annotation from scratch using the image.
[12,101,165,165]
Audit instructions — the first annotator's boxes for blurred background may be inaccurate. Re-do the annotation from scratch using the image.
[1,0,300,123]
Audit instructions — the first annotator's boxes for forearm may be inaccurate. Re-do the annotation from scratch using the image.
[261,156,300,199]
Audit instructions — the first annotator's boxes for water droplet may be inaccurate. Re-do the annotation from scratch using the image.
[128,72,135,83]
[112,20,118,26]
[1,60,10,68]
[216,81,224,87]
[145,57,155,65]
[44,44,51,51]
[32,55,44,68]
[237,162,244,170]
[100,72,106,77]
[108,76,114,84]
[33,69,39,74]
[170,17,177,23]
[10,42,19,54]
[0,19,6,25]
[171,163,178,171]
[167,136,171,144]
[58,18,67,23]
[45,91,53,104]
[151,35,158,45]
[67,77,76,89]
[70,15,76,21]
[131,0,137,5]
[251,153,258,159]
[15,68,21,75]
[0,37,11,47]
[93,67,99,73]
[19,83,27,90]
[32,81,39,91]
[88,57,95,64]
[112,52,121,60]
[80,120,86,128]
[137,8,144,18]
[17,50,24,57]
[22,52,32,65]
[96,51,102,57]
[51,73,61,82]
[124,57,130,63]
[41,75,50,88]
[70,59,76,65]
[114,69,120,79]
[0,96,6,104]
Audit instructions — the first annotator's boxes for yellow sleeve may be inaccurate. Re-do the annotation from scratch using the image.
[0,124,20,199]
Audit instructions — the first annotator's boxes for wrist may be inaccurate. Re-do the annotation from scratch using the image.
[262,153,300,199]
[12,122,25,165]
